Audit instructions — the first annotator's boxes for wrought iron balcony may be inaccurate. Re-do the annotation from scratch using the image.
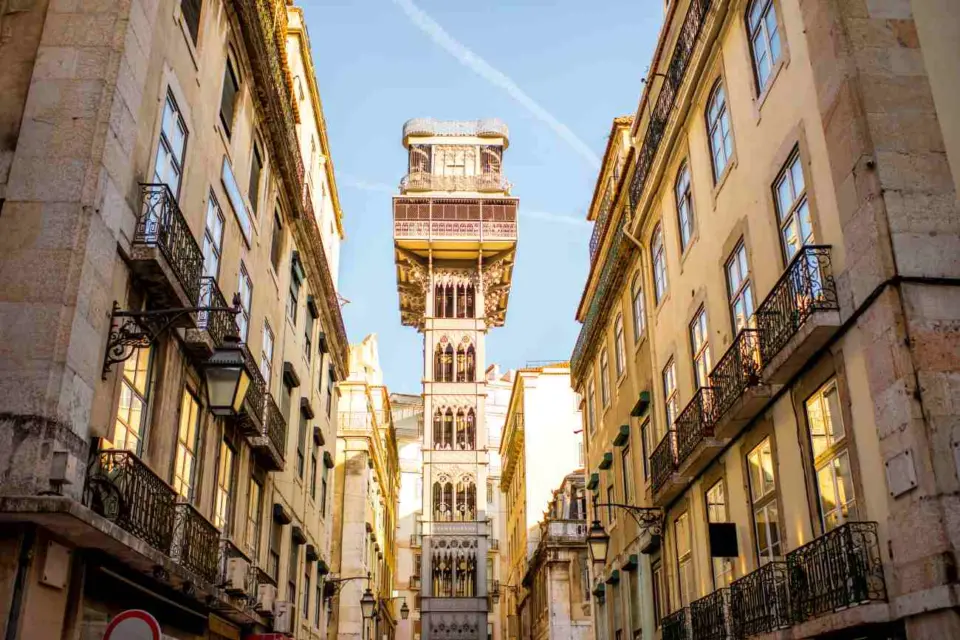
[393,198,518,242]
[489,538,500,552]
[650,430,678,495]
[218,539,258,602]
[410,574,421,590]
[675,386,719,469]
[786,522,886,623]
[410,533,422,547]
[250,393,287,472]
[400,172,511,193]
[707,328,769,437]
[84,450,177,554]
[232,343,266,437]
[690,588,731,640]
[662,607,690,640]
[185,277,239,357]
[756,246,840,383]
[171,501,220,584]
[489,580,500,599]
[730,561,791,638]
[131,184,203,310]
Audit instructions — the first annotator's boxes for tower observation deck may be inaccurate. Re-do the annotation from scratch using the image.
[392,118,518,640]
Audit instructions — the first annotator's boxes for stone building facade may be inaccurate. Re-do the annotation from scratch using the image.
[392,118,518,640]
[393,392,425,640]
[516,473,592,640]
[573,1,960,639]
[0,0,347,638]
[331,335,401,640]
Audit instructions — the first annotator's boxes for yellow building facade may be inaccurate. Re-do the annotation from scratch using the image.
[574,1,960,640]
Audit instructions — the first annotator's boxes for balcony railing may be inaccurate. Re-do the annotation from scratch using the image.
[197,277,239,347]
[756,246,839,364]
[650,430,678,493]
[410,574,421,590]
[675,387,717,465]
[489,538,500,551]
[400,172,511,193]
[786,522,886,623]
[410,533,422,547]
[662,607,690,640]
[730,561,791,637]
[588,177,616,260]
[545,520,587,542]
[235,343,266,433]
[263,393,287,460]
[171,501,220,584]
[690,588,731,640]
[135,184,203,306]
[84,450,177,553]
[708,329,762,422]
[218,540,258,602]
[394,198,518,242]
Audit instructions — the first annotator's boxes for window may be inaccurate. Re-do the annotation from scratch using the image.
[707,83,734,181]
[774,150,812,261]
[631,274,645,342]
[675,163,695,250]
[621,444,633,504]
[270,211,284,272]
[606,485,615,525]
[288,258,301,327]
[154,93,187,198]
[173,389,201,500]
[630,568,642,639]
[261,322,274,386]
[214,439,235,532]
[219,59,240,137]
[806,379,856,531]
[662,359,678,428]
[249,143,263,215]
[310,444,318,500]
[202,195,224,279]
[303,568,310,620]
[706,480,734,588]
[180,0,202,45]
[640,420,651,480]
[314,579,322,627]
[726,242,755,333]
[237,264,252,342]
[747,438,781,563]
[305,311,314,362]
[109,347,152,453]
[587,379,597,435]
[246,475,263,559]
[614,315,626,379]
[690,308,712,389]
[652,561,665,628]
[747,0,782,89]
[600,349,611,408]
[326,364,335,419]
[288,532,298,610]
[320,457,329,517]
[652,224,668,303]
[297,409,308,479]
[675,512,694,607]
[613,580,623,640]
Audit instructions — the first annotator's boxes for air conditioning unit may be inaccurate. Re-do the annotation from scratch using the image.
[225,557,249,594]
[273,601,293,634]
[256,584,277,615]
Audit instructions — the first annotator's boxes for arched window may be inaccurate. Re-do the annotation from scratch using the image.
[455,479,477,521]
[433,409,443,448]
[466,409,476,449]
[614,314,626,379]
[631,273,645,341]
[652,224,668,303]
[433,551,452,597]
[707,82,734,182]
[747,0,782,90]
[454,550,477,597]
[410,144,431,173]
[456,284,467,318]
[434,285,444,318]
[676,162,694,250]
[434,344,445,381]
[456,344,467,382]
[444,284,455,318]
[442,409,454,449]
[434,481,453,521]
[465,285,475,317]
[465,345,476,382]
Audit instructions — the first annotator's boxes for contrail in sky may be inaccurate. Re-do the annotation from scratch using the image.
[391,0,602,170]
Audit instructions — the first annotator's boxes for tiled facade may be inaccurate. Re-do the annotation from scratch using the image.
[574,1,960,639]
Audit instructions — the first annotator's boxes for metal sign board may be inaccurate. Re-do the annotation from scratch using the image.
[102,610,161,640]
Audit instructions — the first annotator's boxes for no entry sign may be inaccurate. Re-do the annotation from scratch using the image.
[102,610,161,640]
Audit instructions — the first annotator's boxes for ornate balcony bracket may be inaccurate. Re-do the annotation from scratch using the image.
[594,502,663,536]
[102,297,241,379]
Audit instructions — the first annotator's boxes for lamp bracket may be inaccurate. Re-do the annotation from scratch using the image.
[102,297,240,379]
[594,503,664,536]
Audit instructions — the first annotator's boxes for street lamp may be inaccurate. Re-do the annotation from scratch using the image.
[587,519,609,566]
[360,586,377,620]
[203,335,251,415]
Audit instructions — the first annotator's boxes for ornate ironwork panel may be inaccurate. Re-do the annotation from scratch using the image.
[84,450,177,553]
[588,176,616,259]
[135,184,203,305]
[730,561,791,637]
[264,393,287,459]
[675,387,717,465]
[690,588,731,640]
[238,342,267,425]
[171,501,220,583]
[197,277,238,347]
[756,245,839,364]
[650,430,678,493]
[400,172,511,193]
[786,521,886,623]
[662,607,690,640]
[708,329,762,422]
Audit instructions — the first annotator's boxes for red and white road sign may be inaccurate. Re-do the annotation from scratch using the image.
[102,610,161,640]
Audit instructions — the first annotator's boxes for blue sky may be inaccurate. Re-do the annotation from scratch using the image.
[305,0,663,394]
